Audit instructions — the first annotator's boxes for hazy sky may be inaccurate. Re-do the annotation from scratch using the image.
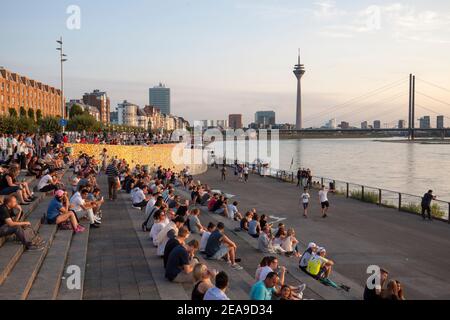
[1,0,450,127]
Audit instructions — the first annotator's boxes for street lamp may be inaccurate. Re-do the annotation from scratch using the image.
[56,36,68,131]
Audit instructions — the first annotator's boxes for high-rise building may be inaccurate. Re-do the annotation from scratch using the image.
[228,114,243,129]
[149,83,170,115]
[373,120,381,129]
[419,116,431,129]
[255,111,276,128]
[398,120,406,129]
[293,51,306,130]
[0,67,63,118]
[325,119,337,129]
[437,115,445,129]
[82,89,110,123]
[361,121,368,129]
[339,121,350,129]
[117,100,138,127]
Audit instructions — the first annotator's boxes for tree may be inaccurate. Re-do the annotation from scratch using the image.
[69,104,84,119]
[39,116,62,134]
[36,109,43,121]
[0,116,18,134]
[19,106,27,118]
[67,113,98,132]
[27,109,35,120]
[8,108,18,118]
[17,117,37,133]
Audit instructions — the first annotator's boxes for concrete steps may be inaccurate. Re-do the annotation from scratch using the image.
[0,195,52,285]
[0,168,94,301]
[0,224,58,300]
[56,227,90,300]
[27,230,73,300]
[176,187,362,300]
[126,205,190,300]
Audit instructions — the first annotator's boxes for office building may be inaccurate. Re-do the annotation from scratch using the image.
[324,119,337,129]
[82,89,110,123]
[373,120,381,129]
[149,83,170,115]
[361,121,368,129]
[419,116,431,129]
[0,67,63,118]
[398,120,406,129]
[437,115,445,129]
[339,121,350,129]
[255,111,276,128]
[229,114,243,129]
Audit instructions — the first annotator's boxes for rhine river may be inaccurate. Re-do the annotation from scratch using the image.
[277,138,450,202]
[214,138,450,202]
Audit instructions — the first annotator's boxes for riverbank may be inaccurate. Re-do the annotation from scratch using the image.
[193,168,450,299]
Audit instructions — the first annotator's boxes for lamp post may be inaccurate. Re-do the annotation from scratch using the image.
[56,37,68,131]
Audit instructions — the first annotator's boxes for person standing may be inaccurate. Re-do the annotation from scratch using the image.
[220,166,227,181]
[421,190,436,221]
[301,187,310,218]
[243,165,249,183]
[105,160,119,201]
[318,185,330,218]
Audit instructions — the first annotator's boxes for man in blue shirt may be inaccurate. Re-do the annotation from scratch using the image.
[249,272,279,300]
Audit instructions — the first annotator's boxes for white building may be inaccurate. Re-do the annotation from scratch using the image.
[117,100,138,127]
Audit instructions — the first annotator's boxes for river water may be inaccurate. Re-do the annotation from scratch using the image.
[276,138,450,202]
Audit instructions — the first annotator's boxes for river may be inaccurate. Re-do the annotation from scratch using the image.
[277,138,450,202]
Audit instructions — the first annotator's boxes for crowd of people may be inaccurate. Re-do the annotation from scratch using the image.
[0,131,410,301]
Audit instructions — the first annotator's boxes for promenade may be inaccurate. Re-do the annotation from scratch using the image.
[192,168,450,300]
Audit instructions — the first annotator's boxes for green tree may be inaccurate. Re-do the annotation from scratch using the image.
[39,116,62,134]
[69,104,84,119]
[36,109,43,121]
[0,116,18,134]
[17,116,37,133]
[67,113,98,132]
[8,108,18,118]
[27,108,35,120]
[19,106,27,118]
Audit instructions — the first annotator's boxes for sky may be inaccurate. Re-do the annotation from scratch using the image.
[1,0,450,127]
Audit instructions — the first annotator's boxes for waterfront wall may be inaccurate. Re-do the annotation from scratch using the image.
[66,143,207,175]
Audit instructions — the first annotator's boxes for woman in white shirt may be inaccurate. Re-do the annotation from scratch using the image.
[149,210,168,246]
[281,229,300,257]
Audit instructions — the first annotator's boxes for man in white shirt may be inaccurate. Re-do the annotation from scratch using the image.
[204,272,230,301]
[37,171,58,192]
[70,189,100,229]
[199,222,216,253]
[301,187,310,218]
[258,256,286,286]
[131,185,149,210]
[318,185,330,218]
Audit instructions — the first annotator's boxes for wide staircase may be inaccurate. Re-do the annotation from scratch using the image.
[0,170,89,300]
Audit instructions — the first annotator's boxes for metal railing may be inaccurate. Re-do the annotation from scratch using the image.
[223,161,450,223]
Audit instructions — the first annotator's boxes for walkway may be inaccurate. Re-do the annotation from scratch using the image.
[194,168,450,300]
[83,176,159,300]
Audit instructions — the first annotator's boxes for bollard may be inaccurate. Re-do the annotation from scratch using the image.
[361,186,365,201]
[378,189,382,205]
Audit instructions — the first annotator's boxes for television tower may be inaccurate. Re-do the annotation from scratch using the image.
[293,50,306,130]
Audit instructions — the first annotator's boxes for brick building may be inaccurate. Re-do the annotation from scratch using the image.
[82,89,110,124]
[0,67,63,118]
[229,114,243,129]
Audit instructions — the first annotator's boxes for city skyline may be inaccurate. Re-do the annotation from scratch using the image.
[1,0,450,126]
